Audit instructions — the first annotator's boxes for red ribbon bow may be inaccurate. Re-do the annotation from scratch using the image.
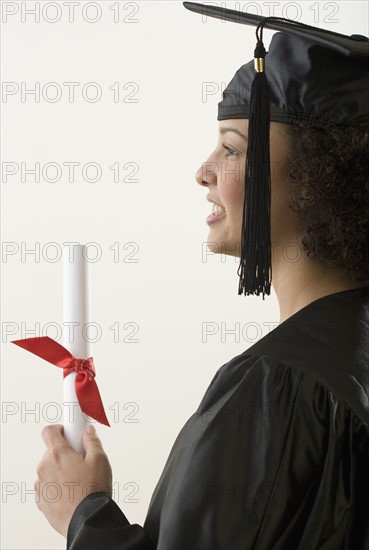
[11,336,110,427]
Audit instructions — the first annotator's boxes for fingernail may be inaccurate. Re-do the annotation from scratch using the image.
[87,424,96,435]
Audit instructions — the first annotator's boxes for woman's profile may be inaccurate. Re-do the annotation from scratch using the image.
[34,3,369,549]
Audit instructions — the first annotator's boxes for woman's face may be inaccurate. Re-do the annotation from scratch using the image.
[195,119,294,257]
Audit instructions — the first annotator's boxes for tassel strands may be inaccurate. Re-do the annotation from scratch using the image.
[237,21,272,299]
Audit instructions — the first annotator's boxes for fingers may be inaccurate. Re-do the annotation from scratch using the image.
[83,424,105,458]
[41,424,67,450]
[41,423,106,459]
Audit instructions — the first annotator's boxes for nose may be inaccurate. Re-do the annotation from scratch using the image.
[195,151,218,188]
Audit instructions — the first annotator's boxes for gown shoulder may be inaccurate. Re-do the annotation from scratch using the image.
[67,285,369,549]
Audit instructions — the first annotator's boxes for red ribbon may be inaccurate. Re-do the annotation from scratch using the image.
[11,336,110,427]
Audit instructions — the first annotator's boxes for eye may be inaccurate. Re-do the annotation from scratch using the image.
[222,144,239,157]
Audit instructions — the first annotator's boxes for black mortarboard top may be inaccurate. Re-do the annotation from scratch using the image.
[183,2,369,299]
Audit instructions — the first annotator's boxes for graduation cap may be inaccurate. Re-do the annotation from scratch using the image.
[183,2,369,299]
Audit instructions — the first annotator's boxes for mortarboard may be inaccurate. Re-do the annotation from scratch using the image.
[183,2,369,299]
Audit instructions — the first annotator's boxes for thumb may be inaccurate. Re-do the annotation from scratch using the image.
[83,424,105,457]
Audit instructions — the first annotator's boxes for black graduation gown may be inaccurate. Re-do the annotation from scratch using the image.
[66,285,369,550]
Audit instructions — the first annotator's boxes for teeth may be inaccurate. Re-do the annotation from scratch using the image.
[212,202,225,215]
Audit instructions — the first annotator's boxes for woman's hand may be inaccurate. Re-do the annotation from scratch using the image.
[35,424,112,538]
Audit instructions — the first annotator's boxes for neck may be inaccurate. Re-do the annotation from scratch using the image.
[271,251,365,324]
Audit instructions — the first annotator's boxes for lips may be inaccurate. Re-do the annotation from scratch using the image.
[206,210,226,225]
[206,195,225,208]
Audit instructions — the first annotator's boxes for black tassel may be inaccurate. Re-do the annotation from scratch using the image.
[237,24,272,299]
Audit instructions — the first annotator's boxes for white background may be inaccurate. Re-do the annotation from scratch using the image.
[1,1,368,548]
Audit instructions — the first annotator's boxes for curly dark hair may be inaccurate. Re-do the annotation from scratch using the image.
[284,122,369,285]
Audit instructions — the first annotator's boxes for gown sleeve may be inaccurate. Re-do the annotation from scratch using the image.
[66,492,156,549]
[66,353,369,549]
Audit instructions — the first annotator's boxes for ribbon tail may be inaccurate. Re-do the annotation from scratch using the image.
[12,336,110,427]
[11,336,75,369]
[75,374,110,427]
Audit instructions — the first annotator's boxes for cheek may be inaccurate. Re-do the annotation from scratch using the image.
[218,161,245,217]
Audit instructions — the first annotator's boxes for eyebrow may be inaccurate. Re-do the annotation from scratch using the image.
[219,127,248,141]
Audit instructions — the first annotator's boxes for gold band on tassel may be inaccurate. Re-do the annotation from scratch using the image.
[254,57,265,73]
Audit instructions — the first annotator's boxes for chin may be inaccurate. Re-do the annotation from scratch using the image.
[206,238,241,257]
[206,240,221,254]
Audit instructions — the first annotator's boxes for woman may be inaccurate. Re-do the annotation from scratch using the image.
[35,4,369,549]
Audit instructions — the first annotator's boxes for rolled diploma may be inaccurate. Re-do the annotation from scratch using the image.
[63,244,91,454]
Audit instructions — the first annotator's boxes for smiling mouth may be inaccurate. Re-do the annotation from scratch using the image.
[211,202,226,215]
[206,195,226,212]
[206,209,226,225]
